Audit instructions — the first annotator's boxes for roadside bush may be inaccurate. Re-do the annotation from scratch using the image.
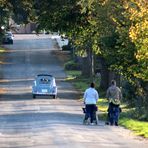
[122,80,148,121]
[122,81,136,107]
[64,60,80,70]
[62,45,71,51]
[0,33,4,44]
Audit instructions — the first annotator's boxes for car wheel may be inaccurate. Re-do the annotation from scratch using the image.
[53,95,56,99]
[10,40,13,44]
[33,94,36,98]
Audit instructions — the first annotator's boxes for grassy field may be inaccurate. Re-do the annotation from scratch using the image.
[0,46,5,53]
[0,46,6,65]
[65,70,148,138]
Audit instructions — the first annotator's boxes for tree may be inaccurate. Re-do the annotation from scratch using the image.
[10,0,34,24]
[94,0,148,118]
[33,0,78,33]
[66,0,148,117]
[0,0,34,30]
[0,1,10,42]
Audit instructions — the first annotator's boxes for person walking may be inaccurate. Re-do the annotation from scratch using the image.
[83,82,99,125]
[106,80,122,126]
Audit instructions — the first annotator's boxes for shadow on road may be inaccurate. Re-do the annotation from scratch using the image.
[0,93,60,101]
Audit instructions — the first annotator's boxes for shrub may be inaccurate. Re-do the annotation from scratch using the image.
[62,45,71,51]
[64,60,80,70]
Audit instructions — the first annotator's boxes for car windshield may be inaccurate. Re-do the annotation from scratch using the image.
[40,78,50,84]
[36,76,52,85]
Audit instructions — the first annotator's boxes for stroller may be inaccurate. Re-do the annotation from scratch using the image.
[106,103,121,126]
[82,106,98,125]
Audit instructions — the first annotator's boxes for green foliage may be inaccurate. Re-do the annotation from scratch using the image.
[33,0,79,33]
[73,0,148,83]
[0,5,10,30]
[97,98,108,112]
[0,47,5,53]
[119,118,148,138]
[62,45,72,51]
[65,70,92,92]
[0,0,34,35]
[66,70,81,77]
[122,81,137,107]
[64,60,80,70]
[11,0,34,24]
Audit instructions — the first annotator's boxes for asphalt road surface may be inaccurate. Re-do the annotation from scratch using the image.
[0,34,147,148]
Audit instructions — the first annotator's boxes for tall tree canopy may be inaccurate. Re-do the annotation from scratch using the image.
[0,0,34,29]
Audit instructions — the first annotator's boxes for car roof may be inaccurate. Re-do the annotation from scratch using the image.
[37,74,53,77]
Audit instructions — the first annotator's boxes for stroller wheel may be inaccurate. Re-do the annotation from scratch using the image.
[83,119,87,125]
[105,122,110,125]
[83,118,90,125]
[92,120,98,125]
[95,120,98,125]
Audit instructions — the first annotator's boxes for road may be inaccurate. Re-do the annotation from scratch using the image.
[0,34,147,148]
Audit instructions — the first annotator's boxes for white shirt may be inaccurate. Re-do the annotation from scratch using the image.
[83,87,99,104]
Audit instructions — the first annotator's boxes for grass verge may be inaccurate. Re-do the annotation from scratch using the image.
[119,118,148,138]
[97,98,148,138]
[65,70,91,92]
[0,46,5,53]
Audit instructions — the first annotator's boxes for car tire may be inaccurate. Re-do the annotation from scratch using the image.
[10,40,13,44]
[33,94,36,98]
[53,95,56,99]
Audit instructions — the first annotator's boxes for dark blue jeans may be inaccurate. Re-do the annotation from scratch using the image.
[108,103,120,125]
[84,104,97,123]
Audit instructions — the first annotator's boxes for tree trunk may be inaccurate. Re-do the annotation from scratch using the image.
[109,71,121,86]
[100,57,109,90]
[81,57,90,77]
[81,49,94,78]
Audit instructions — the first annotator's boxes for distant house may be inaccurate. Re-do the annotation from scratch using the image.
[16,23,36,34]
[9,18,36,34]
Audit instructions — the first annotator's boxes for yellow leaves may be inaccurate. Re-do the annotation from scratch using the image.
[134,45,148,81]
[123,0,148,23]
[0,1,7,7]
[128,0,148,53]
[75,39,81,46]
[0,0,6,5]
[98,0,109,6]
[129,21,147,41]
[92,44,101,54]
[112,17,117,24]
[129,17,148,64]
[135,51,148,61]
[106,0,148,81]
[129,26,138,41]
[88,19,97,26]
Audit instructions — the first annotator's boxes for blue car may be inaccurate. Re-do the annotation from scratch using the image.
[32,74,57,99]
